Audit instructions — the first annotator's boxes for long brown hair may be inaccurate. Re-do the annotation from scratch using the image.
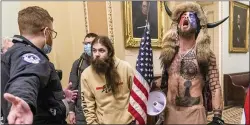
[91,36,121,95]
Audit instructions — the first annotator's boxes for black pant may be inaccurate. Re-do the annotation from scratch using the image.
[75,111,87,124]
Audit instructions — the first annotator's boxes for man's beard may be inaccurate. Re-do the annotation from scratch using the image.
[178,26,196,38]
[91,57,111,74]
[91,57,121,95]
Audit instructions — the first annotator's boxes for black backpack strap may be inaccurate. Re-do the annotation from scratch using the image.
[76,54,85,89]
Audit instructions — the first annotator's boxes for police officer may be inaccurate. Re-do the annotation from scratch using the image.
[1,6,76,124]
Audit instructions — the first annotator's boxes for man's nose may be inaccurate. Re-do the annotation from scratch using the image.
[96,51,101,57]
[94,55,100,59]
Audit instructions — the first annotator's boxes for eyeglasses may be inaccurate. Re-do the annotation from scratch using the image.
[41,27,57,39]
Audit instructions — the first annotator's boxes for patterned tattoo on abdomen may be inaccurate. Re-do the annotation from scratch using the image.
[180,50,198,97]
[175,50,200,107]
[184,80,192,97]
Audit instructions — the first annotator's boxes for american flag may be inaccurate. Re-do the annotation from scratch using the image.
[241,85,249,124]
[128,27,154,125]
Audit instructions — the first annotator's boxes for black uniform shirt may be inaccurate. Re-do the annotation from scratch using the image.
[1,35,66,124]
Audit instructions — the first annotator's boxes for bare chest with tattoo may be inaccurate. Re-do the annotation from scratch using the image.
[168,48,203,107]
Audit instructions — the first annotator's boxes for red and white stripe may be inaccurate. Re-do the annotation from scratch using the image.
[128,71,150,125]
[241,86,249,124]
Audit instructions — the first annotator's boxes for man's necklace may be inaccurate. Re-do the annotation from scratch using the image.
[179,45,196,59]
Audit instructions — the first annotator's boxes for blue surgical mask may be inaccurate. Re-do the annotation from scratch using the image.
[43,44,52,54]
[42,27,52,54]
[84,43,91,56]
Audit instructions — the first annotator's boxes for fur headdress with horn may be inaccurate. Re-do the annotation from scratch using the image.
[160,2,228,68]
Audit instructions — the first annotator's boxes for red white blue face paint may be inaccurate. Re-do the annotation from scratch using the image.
[179,12,197,29]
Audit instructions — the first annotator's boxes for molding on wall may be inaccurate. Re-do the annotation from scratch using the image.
[83,1,89,33]
[219,1,224,103]
[106,1,115,44]
[197,1,214,6]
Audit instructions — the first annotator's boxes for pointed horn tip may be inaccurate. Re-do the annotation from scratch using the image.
[207,16,229,28]
[164,1,172,17]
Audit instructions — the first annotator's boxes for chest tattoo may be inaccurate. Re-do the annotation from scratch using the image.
[175,49,200,106]
[180,51,198,80]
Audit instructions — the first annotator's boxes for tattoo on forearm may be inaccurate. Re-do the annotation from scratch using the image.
[208,54,221,95]
[208,53,223,112]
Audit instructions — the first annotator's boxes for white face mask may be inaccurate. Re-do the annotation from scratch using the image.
[42,27,52,54]
[84,43,92,56]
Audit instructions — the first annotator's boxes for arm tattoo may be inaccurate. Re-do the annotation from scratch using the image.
[209,53,223,117]
[208,54,221,95]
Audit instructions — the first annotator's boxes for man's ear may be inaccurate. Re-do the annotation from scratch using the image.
[43,27,49,36]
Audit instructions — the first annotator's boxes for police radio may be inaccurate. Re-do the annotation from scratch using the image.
[55,69,62,80]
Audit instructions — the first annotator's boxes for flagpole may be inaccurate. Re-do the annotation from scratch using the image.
[146,2,150,31]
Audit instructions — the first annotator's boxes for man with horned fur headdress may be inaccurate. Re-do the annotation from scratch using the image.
[158,2,228,124]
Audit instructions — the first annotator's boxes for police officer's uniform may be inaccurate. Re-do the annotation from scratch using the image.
[1,35,67,124]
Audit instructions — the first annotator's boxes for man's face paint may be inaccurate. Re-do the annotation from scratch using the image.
[179,12,197,30]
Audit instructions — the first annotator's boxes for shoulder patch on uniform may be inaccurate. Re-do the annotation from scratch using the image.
[22,53,41,64]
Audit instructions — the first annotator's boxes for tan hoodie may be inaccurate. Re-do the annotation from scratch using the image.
[81,57,134,124]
